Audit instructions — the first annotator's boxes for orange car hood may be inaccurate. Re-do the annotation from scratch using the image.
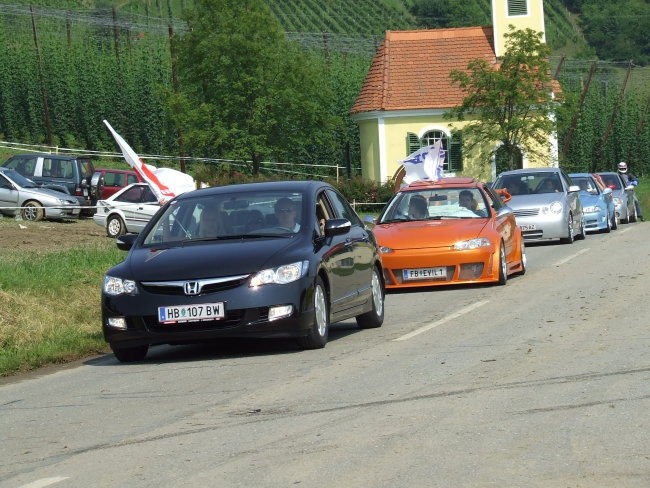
[374,219,489,249]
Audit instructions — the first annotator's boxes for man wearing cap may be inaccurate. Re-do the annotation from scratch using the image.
[617,162,644,221]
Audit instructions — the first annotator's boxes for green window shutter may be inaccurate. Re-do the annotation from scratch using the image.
[448,132,463,172]
[406,132,421,156]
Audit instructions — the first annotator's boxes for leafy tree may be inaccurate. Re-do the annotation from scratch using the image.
[580,0,650,65]
[446,26,557,171]
[166,0,336,174]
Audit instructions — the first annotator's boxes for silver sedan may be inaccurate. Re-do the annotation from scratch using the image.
[0,167,80,221]
[493,168,585,244]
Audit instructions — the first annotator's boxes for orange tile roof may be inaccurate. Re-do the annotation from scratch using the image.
[351,26,496,114]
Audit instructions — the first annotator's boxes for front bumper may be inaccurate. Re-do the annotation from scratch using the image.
[380,245,497,288]
[102,277,315,348]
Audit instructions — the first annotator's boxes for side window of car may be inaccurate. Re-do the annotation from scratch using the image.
[5,156,37,176]
[315,192,334,236]
[325,189,362,226]
[0,174,11,189]
[60,161,74,179]
[127,174,139,185]
[142,186,159,204]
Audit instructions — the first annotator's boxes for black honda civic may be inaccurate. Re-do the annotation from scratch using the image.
[102,180,385,362]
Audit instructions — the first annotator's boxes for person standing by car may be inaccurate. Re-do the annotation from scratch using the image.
[617,162,644,221]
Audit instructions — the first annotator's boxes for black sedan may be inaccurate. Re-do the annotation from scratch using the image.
[102,180,385,362]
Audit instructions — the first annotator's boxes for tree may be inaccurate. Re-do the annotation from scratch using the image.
[446,26,557,172]
[166,0,336,174]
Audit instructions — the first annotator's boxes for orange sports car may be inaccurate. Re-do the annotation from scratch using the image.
[372,178,526,289]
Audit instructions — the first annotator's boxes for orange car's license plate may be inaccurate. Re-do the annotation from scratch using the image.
[403,267,446,280]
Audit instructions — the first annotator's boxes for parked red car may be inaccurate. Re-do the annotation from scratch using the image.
[90,168,143,202]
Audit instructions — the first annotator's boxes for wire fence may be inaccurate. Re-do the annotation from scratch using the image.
[0,141,346,181]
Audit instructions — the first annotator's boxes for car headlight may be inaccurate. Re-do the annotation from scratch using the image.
[250,261,309,287]
[454,238,491,250]
[379,246,394,254]
[613,197,622,205]
[103,275,137,296]
[540,202,563,215]
[583,205,601,213]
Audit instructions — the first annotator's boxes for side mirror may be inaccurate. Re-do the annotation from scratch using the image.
[116,233,138,251]
[568,185,580,192]
[602,187,612,195]
[495,188,512,203]
[324,218,351,237]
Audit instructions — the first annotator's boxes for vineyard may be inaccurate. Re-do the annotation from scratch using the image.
[0,0,649,178]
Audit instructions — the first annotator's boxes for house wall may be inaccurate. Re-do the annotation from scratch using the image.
[358,110,555,184]
[491,0,546,58]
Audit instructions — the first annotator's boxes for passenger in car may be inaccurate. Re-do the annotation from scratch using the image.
[198,203,226,237]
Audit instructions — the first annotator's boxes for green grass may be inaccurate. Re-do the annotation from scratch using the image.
[0,243,124,376]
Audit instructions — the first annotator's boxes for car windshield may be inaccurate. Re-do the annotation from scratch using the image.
[494,172,563,195]
[572,176,599,194]
[2,169,36,188]
[599,174,622,190]
[141,190,304,246]
[378,188,488,223]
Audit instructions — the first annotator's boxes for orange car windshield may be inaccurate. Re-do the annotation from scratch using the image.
[380,188,488,223]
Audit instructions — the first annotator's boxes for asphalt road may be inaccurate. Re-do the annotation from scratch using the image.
[1,224,649,488]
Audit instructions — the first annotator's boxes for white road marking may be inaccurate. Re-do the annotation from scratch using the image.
[553,248,590,266]
[18,477,69,488]
[393,300,489,341]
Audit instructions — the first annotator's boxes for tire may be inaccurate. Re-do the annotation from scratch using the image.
[106,215,126,238]
[611,210,618,230]
[601,214,611,233]
[497,242,507,285]
[560,214,574,244]
[518,240,527,276]
[629,203,637,223]
[111,345,148,362]
[297,276,329,349]
[356,267,384,329]
[576,215,586,240]
[21,201,45,222]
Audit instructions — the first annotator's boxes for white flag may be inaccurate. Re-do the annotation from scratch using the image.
[400,141,446,184]
[104,120,195,203]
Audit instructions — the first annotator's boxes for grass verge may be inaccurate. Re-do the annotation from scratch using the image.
[0,242,124,376]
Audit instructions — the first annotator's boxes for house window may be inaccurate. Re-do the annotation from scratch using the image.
[406,130,463,173]
[508,0,528,16]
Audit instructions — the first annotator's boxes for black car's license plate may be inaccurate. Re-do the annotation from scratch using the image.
[158,302,225,324]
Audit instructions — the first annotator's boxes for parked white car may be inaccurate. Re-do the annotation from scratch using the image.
[0,167,80,221]
[93,183,161,237]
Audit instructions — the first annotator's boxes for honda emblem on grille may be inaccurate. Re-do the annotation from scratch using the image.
[184,281,200,295]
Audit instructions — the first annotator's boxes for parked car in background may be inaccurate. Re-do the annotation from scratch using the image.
[102,180,385,362]
[93,183,161,237]
[1,153,95,215]
[569,173,616,233]
[0,167,80,221]
[372,177,526,288]
[90,168,143,202]
[492,167,585,244]
[596,171,637,224]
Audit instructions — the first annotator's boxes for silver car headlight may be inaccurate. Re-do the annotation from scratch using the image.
[250,261,309,287]
[104,275,137,296]
[583,205,601,213]
[454,238,491,250]
[613,197,622,206]
[541,202,563,215]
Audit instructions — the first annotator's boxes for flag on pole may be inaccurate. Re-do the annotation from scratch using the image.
[104,120,195,203]
[401,140,446,184]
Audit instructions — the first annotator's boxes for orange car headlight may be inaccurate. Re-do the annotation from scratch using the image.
[453,238,491,250]
[379,246,394,254]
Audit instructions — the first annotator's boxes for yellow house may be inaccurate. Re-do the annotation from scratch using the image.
[350,0,554,184]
